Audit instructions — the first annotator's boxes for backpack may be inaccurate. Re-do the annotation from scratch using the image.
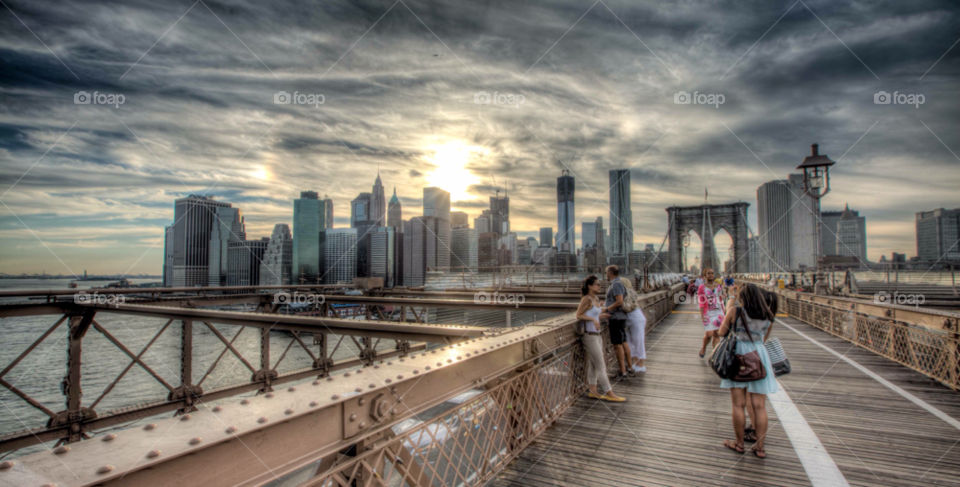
[619,277,639,313]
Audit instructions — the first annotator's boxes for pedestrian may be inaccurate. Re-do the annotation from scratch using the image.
[719,283,778,459]
[602,265,633,380]
[620,277,647,373]
[698,268,724,358]
[575,275,625,402]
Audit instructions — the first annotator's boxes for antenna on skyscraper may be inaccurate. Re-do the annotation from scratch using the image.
[491,173,501,199]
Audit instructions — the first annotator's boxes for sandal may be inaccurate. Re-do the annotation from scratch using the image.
[587,392,604,399]
[751,446,766,459]
[744,427,758,443]
[600,394,626,403]
[723,440,744,454]
[699,351,706,358]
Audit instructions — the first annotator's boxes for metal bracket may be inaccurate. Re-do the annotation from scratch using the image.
[252,369,279,392]
[343,387,408,439]
[47,407,97,443]
[168,384,204,409]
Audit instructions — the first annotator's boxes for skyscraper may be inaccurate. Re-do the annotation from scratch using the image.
[540,227,553,248]
[208,206,245,287]
[325,228,358,284]
[582,221,597,249]
[609,169,634,257]
[822,206,867,257]
[323,195,334,229]
[557,170,575,252]
[259,224,293,286]
[916,208,960,262]
[388,187,403,230]
[478,232,500,269]
[450,211,469,227]
[451,226,478,271]
[351,193,373,227]
[293,191,326,284]
[423,187,451,221]
[490,194,509,235]
[226,238,269,287]
[368,226,396,287]
[475,211,491,234]
[372,172,386,226]
[163,225,174,287]
[756,174,816,271]
[172,195,232,287]
[835,205,865,262]
[402,216,451,286]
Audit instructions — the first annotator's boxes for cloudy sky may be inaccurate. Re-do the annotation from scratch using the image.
[1,0,958,275]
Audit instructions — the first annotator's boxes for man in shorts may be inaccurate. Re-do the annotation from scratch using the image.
[602,265,633,380]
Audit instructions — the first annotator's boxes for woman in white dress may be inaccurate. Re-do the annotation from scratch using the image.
[620,277,646,372]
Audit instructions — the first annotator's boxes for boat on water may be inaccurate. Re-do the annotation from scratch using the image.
[67,281,77,288]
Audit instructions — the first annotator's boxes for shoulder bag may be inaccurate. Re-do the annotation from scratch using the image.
[731,309,767,382]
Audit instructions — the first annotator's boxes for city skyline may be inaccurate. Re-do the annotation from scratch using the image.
[1,0,959,274]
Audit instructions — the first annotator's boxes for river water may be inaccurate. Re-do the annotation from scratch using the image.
[0,279,388,459]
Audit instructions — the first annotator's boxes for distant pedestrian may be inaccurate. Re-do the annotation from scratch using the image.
[575,275,625,402]
[719,283,777,459]
[602,265,633,380]
[697,268,724,358]
[620,277,647,373]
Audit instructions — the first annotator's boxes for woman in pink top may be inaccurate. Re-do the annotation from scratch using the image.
[698,268,725,358]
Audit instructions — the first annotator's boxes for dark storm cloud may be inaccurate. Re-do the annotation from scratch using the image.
[0,0,959,272]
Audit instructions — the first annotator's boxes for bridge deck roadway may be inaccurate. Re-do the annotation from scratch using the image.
[494,303,960,487]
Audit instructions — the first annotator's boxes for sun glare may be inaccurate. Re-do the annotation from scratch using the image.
[425,143,483,202]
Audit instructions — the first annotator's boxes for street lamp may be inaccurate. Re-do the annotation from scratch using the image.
[796,143,836,294]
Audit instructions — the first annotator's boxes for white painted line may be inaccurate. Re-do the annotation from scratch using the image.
[769,380,849,487]
[777,319,960,432]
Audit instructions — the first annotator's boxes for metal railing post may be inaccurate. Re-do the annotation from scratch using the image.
[54,309,96,445]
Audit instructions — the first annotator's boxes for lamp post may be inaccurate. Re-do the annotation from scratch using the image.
[796,143,836,294]
[682,234,691,273]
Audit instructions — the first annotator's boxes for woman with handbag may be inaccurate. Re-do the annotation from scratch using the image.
[620,277,647,373]
[718,283,777,458]
[575,275,625,402]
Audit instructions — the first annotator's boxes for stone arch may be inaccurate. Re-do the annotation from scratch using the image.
[666,203,750,274]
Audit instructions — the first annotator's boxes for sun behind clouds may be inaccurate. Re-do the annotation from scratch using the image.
[424,142,484,202]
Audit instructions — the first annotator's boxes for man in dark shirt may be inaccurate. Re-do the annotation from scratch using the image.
[602,265,633,380]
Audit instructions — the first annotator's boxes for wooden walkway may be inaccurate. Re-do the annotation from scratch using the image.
[493,303,960,487]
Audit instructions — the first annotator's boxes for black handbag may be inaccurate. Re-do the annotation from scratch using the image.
[709,310,740,379]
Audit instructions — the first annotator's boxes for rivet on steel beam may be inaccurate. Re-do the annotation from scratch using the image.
[349,414,357,422]
[41,483,57,487]
[374,365,380,369]
[225,426,237,434]
[344,372,352,377]
[331,394,341,400]
[483,348,487,352]
[285,409,294,415]
[390,386,397,394]
[425,366,431,370]
[310,401,319,407]
[385,379,392,384]
[101,434,117,442]
[180,414,192,421]
[327,377,334,381]
[431,351,437,354]
[436,362,442,366]
[413,370,420,374]
[359,398,366,406]
[265,393,275,398]
[189,437,202,445]
[241,399,250,405]
[457,356,462,360]
[213,406,223,412]
[359,421,367,429]
[399,359,405,362]
[258,417,268,424]
[147,450,162,458]
[387,361,393,365]
[97,465,115,475]
[355,387,362,393]
[53,446,70,454]
[447,359,453,363]
[144,423,156,430]
[288,387,296,392]
[0,461,15,469]
[356,370,363,374]
[440,347,446,351]
[312,380,320,385]
[397,375,403,379]
[368,383,375,388]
